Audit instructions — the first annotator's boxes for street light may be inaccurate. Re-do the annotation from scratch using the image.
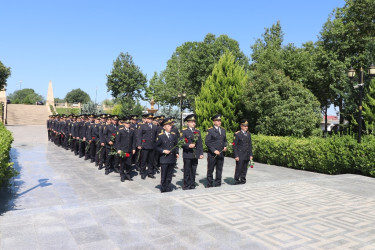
[348,65,375,143]
[177,92,186,129]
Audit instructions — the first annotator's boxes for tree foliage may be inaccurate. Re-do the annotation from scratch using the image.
[8,88,44,104]
[245,22,321,137]
[160,33,249,109]
[318,0,375,125]
[81,102,103,115]
[0,60,11,91]
[106,52,147,101]
[195,51,247,132]
[64,88,91,104]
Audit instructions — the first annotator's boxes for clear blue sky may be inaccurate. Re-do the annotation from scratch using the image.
[1,0,344,114]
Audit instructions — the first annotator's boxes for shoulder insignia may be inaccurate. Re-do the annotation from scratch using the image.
[235,131,240,134]
[171,132,175,135]
[119,128,124,130]
[180,132,183,137]
[117,132,119,135]
[182,128,187,130]
[208,127,213,130]
[195,128,200,131]
[159,132,164,135]
[130,128,134,130]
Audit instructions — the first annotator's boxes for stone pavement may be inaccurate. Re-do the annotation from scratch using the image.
[1,125,375,249]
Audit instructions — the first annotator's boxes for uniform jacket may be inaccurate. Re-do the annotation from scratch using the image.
[233,130,253,160]
[181,128,204,159]
[156,132,179,164]
[115,127,136,152]
[137,123,158,150]
[205,126,228,157]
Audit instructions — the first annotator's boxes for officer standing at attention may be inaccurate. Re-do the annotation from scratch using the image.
[156,118,179,192]
[205,114,227,188]
[115,116,136,182]
[233,119,253,185]
[181,114,204,190]
[137,113,157,179]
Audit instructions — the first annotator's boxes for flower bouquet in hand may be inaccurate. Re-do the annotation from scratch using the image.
[110,133,116,142]
[163,138,184,157]
[119,152,131,158]
[85,143,90,153]
[247,159,255,169]
[109,147,117,156]
[214,142,233,159]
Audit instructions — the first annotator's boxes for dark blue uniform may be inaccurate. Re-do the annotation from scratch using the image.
[115,127,136,181]
[181,128,204,189]
[156,131,179,192]
[233,130,253,184]
[137,123,158,179]
[205,126,227,187]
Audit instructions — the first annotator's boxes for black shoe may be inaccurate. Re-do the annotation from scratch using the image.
[121,176,125,182]
[98,166,103,170]
[126,177,134,181]
[105,170,109,175]
[148,174,156,179]
[114,168,119,173]
[141,175,146,180]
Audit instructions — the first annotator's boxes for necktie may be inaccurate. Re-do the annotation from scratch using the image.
[149,124,152,129]
[166,133,169,139]
[218,128,221,135]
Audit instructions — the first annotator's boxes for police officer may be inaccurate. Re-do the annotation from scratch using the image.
[97,114,108,170]
[137,113,157,179]
[181,114,204,190]
[103,115,119,175]
[115,116,136,182]
[233,119,253,185]
[156,118,179,192]
[205,114,227,187]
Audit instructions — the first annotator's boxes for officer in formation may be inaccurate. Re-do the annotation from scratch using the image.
[155,118,179,192]
[180,114,204,190]
[233,119,253,185]
[47,113,253,188]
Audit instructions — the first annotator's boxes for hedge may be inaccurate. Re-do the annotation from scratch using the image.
[199,129,375,177]
[0,123,17,186]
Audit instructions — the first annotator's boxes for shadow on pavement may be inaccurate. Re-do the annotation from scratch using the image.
[0,148,53,215]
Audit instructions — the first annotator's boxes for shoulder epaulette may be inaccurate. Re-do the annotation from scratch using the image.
[195,128,200,131]
[159,132,164,135]
[208,127,213,130]
[171,132,175,134]
[235,131,240,134]
[119,127,124,130]
[182,128,187,130]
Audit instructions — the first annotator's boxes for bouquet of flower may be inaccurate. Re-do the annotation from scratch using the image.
[68,135,73,145]
[214,143,233,158]
[85,143,90,153]
[109,147,117,156]
[96,146,103,156]
[163,138,184,157]
[119,152,131,158]
[247,159,255,169]
[110,133,116,142]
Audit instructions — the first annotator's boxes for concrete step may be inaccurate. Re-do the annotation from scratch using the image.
[7,104,49,125]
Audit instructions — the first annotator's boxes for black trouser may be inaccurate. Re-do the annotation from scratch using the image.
[64,134,69,149]
[160,163,175,192]
[73,139,79,155]
[183,158,198,189]
[89,141,96,161]
[48,130,51,140]
[153,151,160,170]
[119,153,132,179]
[95,142,102,164]
[235,160,249,184]
[79,140,85,157]
[99,145,106,167]
[140,149,154,177]
[207,154,224,187]
[105,147,119,170]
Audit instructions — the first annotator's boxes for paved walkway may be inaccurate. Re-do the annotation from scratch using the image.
[1,125,375,249]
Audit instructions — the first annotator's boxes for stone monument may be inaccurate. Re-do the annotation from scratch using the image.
[147,98,158,114]
[46,80,54,106]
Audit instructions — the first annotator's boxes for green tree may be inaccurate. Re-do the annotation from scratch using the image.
[0,61,11,90]
[363,78,375,132]
[195,51,247,132]
[106,52,147,100]
[81,102,103,115]
[106,52,147,117]
[8,88,44,104]
[245,21,321,137]
[244,70,321,137]
[318,0,375,125]
[54,97,65,103]
[65,88,91,104]
[162,34,249,109]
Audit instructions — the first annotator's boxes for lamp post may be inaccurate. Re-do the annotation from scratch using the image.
[178,92,186,129]
[348,64,375,143]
